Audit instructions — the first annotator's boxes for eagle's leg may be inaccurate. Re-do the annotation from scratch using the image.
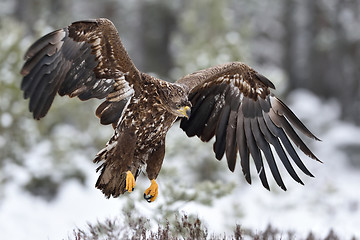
[143,143,165,202]
[144,179,158,202]
[125,170,135,192]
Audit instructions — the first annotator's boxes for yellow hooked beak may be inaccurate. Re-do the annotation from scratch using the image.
[177,106,191,119]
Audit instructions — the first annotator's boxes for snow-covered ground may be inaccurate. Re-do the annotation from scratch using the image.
[1,90,360,239]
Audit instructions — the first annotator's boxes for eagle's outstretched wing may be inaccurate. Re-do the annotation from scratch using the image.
[21,18,141,126]
[178,62,320,190]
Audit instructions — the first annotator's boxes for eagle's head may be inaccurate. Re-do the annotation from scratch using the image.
[158,82,191,119]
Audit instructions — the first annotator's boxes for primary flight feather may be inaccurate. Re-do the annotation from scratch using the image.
[21,18,320,202]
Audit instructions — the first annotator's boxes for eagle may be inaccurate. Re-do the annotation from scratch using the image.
[20,18,320,203]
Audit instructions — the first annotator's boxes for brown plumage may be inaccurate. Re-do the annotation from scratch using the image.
[20,18,320,202]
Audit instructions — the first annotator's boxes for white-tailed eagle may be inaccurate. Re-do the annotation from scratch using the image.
[21,18,320,202]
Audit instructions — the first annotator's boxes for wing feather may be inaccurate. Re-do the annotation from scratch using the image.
[270,96,320,141]
[225,110,238,172]
[24,54,61,100]
[253,99,288,189]
[268,105,321,161]
[180,93,215,137]
[236,104,251,184]
[33,67,65,117]
[179,62,320,190]
[251,119,285,189]
[21,18,140,125]
[258,115,304,185]
[225,87,241,172]
[264,113,314,177]
[244,112,270,190]
[28,54,68,112]
[200,104,221,142]
[214,104,231,160]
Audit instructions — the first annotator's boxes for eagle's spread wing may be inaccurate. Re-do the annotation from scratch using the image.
[21,18,141,126]
[178,62,320,190]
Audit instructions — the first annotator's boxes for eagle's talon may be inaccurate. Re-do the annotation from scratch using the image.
[125,171,135,192]
[143,193,153,203]
[144,179,158,202]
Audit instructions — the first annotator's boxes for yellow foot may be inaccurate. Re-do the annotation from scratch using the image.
[144,179,158,203]
[125,171,135,192]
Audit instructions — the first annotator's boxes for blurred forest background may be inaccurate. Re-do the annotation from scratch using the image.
[1,0,360,239]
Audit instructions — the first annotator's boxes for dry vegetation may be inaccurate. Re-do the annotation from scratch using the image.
[70,212,351,240]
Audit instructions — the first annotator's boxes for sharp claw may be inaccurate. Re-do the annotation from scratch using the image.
[144,179,158,202]
[144,193,152,199]
[143,193,153,203]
